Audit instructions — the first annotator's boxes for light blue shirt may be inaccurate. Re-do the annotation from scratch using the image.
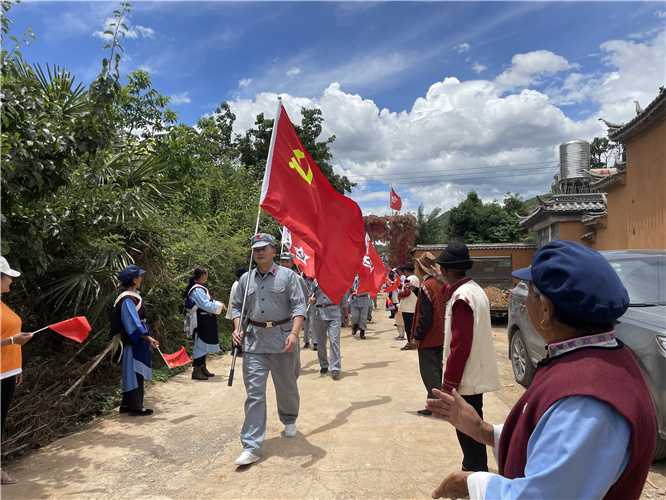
[190,286,218,313]
[472,396,631,499]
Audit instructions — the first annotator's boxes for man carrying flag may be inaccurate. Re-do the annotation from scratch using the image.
[308,281,349,379]
[231,234,306,466]
[260,100,365,305]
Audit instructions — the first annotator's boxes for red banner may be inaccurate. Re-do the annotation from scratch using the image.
[283,227,316,278]
[260,102,365,303]
[356,235,388,297]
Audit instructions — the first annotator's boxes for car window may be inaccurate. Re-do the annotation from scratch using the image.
[607,255,666,305]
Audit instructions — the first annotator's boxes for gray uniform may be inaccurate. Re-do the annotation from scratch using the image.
[350,292,372,331]
[231,263,306,455]
[313,287,349,373]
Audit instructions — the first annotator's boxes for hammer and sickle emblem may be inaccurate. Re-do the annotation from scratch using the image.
[289,149,313,185]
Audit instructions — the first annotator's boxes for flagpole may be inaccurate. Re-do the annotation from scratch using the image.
[30,326,49,335]
[228,206,262,387]
[156,346,171,368]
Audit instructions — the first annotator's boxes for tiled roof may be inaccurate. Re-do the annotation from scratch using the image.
[606,87,666,143]
[519,194,607,226]
[414,243,537,251]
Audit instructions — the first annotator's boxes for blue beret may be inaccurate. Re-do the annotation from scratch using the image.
[251,233,276,249]
[512,240,629,324]
[118,264,146,284]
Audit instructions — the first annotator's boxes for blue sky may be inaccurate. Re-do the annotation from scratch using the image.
[6,1,665,215]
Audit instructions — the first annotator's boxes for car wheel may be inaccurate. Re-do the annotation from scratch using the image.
[654,434,666,462]
[510,328,536,387]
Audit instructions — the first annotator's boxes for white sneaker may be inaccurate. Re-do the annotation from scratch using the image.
[284,424,297,438]
[235,450,260,465]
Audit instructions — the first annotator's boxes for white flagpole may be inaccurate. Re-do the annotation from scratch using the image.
[230,97,284,386]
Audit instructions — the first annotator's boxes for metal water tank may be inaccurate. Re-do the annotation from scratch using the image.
[559,140,590,180]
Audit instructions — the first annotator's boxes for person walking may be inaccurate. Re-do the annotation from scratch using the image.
[1,257,33,484]
[428,240,655,500]
[430,241,501,472]
[231,234,306,466]
[110,265,159,416]
[350,289,372,340]
[279,252,311,344]
[410,253,446,415]
[309,284,349,379]
[184,267,225,380]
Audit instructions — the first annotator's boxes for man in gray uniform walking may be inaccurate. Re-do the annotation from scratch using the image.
[231,234,306,466]
[350,290,372,339]
[308,282,349,379]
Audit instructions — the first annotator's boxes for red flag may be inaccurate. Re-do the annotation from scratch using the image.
[48,316,91,343]
[356,235,388,297]
[390,186,402,211]
[283,227,316,278]
[162,347,192,368]
[384,279,401,293]
[260,102,365,303]
[386,296,393,308]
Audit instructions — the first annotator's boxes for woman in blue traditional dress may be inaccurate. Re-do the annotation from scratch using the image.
[115,265,159,416]
[184,267,225,380]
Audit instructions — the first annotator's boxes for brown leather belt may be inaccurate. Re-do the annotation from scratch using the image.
[316,304,333,308]
[249,318,291,328]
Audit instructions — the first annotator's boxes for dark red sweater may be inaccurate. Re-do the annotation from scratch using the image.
[498,343,655,500]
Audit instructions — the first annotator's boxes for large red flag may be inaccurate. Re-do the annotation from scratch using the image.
[161,347,192,368]
[48,316,91,343]
[390,186,402,211]
[283,227,316,278]
[356,235,388,297]
[260,101,365,303]
[384,278,401,293]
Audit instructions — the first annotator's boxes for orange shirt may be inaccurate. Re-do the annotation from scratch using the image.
[1,300,23,378]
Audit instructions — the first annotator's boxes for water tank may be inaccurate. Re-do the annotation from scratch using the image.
[559,140,590,180]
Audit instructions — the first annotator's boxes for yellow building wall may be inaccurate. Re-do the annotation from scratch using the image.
[412,247,536,284]
[595,118,666,250]
[559,222,595,248]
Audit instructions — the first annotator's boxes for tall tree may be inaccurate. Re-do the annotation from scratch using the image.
[414,204,444,245]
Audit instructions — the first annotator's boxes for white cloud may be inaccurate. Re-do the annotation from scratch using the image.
[170,92,191,105]
[494,50,578,91]
[655,10,666,19]
[286,67,301,78]
[91,17,156,41]
[226,29,664,215]
[454,43,470,53]
[238,78,252,87]
[472,62,487,74]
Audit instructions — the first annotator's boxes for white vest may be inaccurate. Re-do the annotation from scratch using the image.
[444,280,501,395]
[399,290,418,313]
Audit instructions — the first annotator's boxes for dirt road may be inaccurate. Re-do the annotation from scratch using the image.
[4,298,665,499]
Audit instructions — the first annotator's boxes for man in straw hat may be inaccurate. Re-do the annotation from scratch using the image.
[429,241,501,472]
[231,234,306,466]
[409,252,446,415]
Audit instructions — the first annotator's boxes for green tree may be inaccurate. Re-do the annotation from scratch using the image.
[589,137,618,169]
[445,191,527,243]
[414,204,444,245]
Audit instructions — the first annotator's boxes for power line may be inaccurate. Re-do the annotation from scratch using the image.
[343,160,557,180]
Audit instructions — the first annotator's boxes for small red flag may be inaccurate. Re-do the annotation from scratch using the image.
[48,316,91,343]
[385,279,401,293]
[162,347,191,368]
[390,186,402,211]
[260,101,366,304]
[386,296,393,308]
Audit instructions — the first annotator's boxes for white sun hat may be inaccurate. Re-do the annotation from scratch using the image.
[0,256,21,277]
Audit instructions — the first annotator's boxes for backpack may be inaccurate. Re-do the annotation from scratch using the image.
[184,284,207,338]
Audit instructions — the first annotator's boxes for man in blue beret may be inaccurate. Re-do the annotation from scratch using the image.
[427,240,655,500]
[231,233,306,466]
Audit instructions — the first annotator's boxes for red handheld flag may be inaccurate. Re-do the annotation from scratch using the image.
[385,279,401,293]
[260,102,365,303]
[48,316,91,343]
[161,347,192,368]
[390,186,402,211]
[356,235,388,297]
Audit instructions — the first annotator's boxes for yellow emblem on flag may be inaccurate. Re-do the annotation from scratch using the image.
[289,149,313,185]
